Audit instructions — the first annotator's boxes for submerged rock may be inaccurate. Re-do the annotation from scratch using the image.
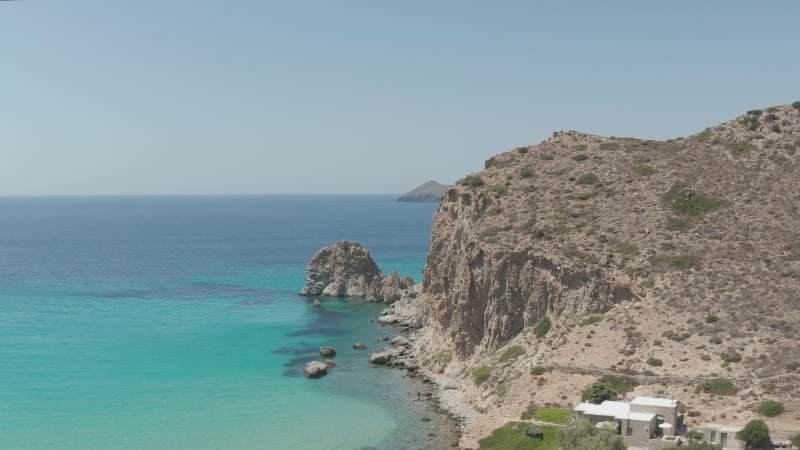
[303,361,328,378]
[313,299,322,308]
[352,342,368,350]
[320,346,336,357]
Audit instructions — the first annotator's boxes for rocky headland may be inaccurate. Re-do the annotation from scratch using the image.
[301,102,800,449]
[397,180,449,203]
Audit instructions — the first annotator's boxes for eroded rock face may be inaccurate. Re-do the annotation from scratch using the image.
[299,241,384,299]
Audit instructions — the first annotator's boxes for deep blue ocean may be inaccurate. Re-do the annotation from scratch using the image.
[0,195,456,450]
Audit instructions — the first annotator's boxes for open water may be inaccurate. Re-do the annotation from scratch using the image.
[0,195,457,450]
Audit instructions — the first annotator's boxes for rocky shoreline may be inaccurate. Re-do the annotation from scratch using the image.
[371,296,480,448]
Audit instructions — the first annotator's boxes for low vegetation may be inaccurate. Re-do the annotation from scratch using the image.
[632,164,656,176]
[557,419,626,450]
[580,315,603,326]
[698,377,738,396]
[473,365,492,385]
[662,182,723,217]
[576,173,601,186]
[530,366,546,376]
[646,357,663,367]
[500,345,524,362]
[730,141,756,157]
[599,142,620,151]
[572,153,589,161]
[534,317,551,337]
[757,399,784,417]
[534,408,573,425]
[478,422,557,450]
[461,174,485,188]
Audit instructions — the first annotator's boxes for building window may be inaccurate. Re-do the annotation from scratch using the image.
[710,430,717,443]
[721,432,728,447]
[626,426,632,436]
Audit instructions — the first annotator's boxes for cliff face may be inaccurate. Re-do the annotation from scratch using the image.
[420,103,800,369]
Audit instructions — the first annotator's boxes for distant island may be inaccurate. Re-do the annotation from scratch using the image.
[397,180,449,203]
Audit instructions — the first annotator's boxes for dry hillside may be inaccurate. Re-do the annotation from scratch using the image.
[413,102,800,446]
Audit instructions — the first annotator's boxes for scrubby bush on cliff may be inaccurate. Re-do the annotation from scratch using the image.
[534,317,551,338]
[460,174,485,188]
[662,182,722,217]
[757,399,784,417]
[556,418,626,450]
[646,357,663,367]
[500,345,523,362]
[698,377,737,396]
[473,366,492,385]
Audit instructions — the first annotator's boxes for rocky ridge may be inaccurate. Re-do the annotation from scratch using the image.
[407,102,800,447]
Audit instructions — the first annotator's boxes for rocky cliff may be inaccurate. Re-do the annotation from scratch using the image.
[412,103,800,446]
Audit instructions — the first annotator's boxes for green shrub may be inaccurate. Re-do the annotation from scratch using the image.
[720,349,742,363]
[699,377,737,395]
[646,357,663,367]
[662,182,722,216]
[705,314,719,323]
[500,345,523,362]
[461,174,485,188]
[580,315,603,326]
[708,336,723,345]
[478,422,557,450]
[473,366,492,385]
[757,399,784,417]
[574,144,588,152]
[730,141,756,157]
[740,115,760,131]
[581,380,616,404]
[642,278,655,288]
[792,101,800,111]
[575,192,594,201]
[576,173,601,186]
[517,146,529,154]
[531,366,546,376]
[520,167,534,178]
[736,420,770,448]
[534,408,573,425]
[598,375,637,395]
[485,157,497,169]
[599,142,620,151]
[632,164,656,176]
[572,153,589,161]
[792,433,800,448]
[534,317,551,337]
[488,184,509,196]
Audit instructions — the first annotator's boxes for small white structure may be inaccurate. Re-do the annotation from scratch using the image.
[574,396,678,449]
[701,424,744,449]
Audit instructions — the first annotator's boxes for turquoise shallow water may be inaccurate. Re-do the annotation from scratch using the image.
[0,196,455,450]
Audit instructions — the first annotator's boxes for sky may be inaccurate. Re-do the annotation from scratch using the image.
[0,1,798,196]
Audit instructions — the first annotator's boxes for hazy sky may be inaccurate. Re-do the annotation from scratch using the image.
[1,1,798,195]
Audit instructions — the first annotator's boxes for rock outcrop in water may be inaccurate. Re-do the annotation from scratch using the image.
[303,361,328,378]
[299,240,416,303]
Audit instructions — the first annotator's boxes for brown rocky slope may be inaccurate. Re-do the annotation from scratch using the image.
[410,103,800,446]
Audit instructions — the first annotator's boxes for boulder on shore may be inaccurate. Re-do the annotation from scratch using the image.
[320,346,336,357]
[303,361,328,378]
[368,348,399,365]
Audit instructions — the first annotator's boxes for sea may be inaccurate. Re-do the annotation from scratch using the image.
[0,195,458,450]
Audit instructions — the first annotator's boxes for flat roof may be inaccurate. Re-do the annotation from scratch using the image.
[631,396,677,408]
[574,401,655,422]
